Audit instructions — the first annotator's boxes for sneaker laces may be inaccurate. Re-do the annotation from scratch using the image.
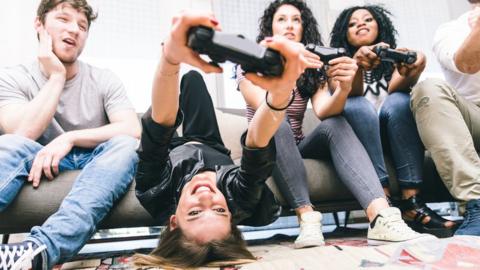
[382,213,419,236]
[8,243,46,270]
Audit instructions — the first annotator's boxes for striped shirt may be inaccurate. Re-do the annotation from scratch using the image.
[236,67,308,144]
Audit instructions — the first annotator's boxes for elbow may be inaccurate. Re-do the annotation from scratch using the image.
[12,128,40,141]
[457,65,480,75]
[131,123,142,139]
[314,109,341,121]
[455,56,480,74]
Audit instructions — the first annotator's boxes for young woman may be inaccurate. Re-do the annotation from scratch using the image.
[237,0,431,248]
[132,11,323,269]
[330,5,456,236]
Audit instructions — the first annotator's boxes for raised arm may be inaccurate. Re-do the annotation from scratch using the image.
[455,7,480,74]
[151,11,222,127]
[243,37,322,148]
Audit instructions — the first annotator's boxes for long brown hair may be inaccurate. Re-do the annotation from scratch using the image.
[133,223,256,269]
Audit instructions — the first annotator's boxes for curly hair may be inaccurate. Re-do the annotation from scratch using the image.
[257,0,325,98]
[330,5,397,83]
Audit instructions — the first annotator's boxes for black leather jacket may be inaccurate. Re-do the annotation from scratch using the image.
[135,112,281,226]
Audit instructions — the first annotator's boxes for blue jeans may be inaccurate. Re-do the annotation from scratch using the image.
[343,96,390,186]
[380,92,423,188]
[0,134,139,269]
[344,94,423,188]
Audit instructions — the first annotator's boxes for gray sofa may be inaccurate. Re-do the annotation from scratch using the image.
[0,109,452,236]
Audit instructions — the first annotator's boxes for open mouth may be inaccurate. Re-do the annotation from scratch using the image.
[63,38,76,47]
[284,33,296,39]
[356,28,369,35]
[192,183,214,195]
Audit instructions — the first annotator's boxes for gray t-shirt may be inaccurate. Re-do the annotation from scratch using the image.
[0,61,134,145]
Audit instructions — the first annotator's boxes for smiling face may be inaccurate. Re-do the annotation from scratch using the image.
[35,3,89,64]
[272,4,303,42]
[346,9,379,48]
[170,171,232,244]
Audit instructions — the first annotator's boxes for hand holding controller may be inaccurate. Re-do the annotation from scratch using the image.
[305,44,347,63]
[373,46,417,65]
[187,26,284,76]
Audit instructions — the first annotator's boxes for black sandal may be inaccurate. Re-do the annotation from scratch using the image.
[399,195,458,238]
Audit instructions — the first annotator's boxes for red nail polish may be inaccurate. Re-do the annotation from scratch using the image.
[210,18,219,26]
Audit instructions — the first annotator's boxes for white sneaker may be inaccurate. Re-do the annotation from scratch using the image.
[0,241,46,270]
[294,211,325,249]
[367,207,436,246]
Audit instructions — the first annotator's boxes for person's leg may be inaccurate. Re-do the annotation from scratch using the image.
[298,116,430,244]
[270,120,323,248]
[299,116,385,211]
[272,121,311,210]
[178,70,226,151]
[343,96,389,186]
[381,92,455,234]
[380,92,424,189]
[411,78,480,235]
[0,134,43,211]
[0,135,75,269]
[26,135,139,269]
[411,78,480,201]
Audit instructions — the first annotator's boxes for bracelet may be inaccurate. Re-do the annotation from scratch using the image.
[265,90,295,111]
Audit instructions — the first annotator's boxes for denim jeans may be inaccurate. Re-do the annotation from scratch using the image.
[272,115,385,210]
[0,134,139,269]
[380,92,424,188]
[343,96,390,186]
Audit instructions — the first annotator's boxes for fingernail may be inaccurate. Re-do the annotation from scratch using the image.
[265,37,273,42]
[210,18,219,26]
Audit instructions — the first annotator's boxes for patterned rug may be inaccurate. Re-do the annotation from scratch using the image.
[55,235,480,270]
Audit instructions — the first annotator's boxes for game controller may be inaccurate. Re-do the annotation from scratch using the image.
[373,46,417,65]
[305,44,347,63]
[187,26,284,76]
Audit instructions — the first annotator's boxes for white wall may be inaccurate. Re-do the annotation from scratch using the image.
[214,0,470,108]
[0,0,215,113]
[0,0,471,110]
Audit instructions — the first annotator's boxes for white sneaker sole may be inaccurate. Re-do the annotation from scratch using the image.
[294,239,325,249]
[367,234,436,246]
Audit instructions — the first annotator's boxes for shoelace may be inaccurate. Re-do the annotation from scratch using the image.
[10,244,46,270]
[0,245,27,270]
[382,214,419,235]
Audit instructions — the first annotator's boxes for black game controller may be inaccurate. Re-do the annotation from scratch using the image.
[305,44,347,63]
[187,26,284,76]
[373,46,417,65]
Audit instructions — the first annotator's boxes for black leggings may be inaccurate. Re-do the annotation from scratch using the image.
[170,70,230,156]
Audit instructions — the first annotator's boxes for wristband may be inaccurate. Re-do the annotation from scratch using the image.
[265,90,295,111]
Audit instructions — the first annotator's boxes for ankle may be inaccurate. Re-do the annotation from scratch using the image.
[296,205,314,218]
[401,188,419,200]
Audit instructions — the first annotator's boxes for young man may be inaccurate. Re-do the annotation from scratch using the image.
[410,0,480,235]
[0,0,140,269]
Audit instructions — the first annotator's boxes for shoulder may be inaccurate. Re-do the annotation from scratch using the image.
[434,12,469,41]
[0,63,38,89]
